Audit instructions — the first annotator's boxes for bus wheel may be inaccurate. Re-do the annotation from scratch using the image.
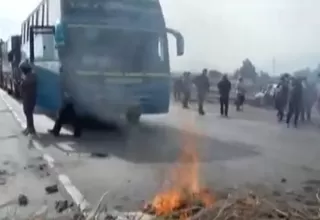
[126,107,141,124]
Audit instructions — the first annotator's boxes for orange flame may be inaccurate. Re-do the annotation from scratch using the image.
[151,120,214,218]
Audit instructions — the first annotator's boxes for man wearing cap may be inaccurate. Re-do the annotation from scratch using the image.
[19,60,37,135]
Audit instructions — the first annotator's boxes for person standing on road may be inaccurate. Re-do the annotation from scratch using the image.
[181,72,192,109]
[48,93,82,138]
[173,76,183,101]
[274,75,289,122]
[316,73,320,119]
[300,79,317,122]
[235,77,246,111]
[286,77,303,128]
[217,74,231,117]
[20,60,37,135]
[193,69,210,115]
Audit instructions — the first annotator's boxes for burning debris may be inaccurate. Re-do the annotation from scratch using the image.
[138,124,320,220]
[143,128,215,219]
[140,187,320,220]
[144,188,214,219]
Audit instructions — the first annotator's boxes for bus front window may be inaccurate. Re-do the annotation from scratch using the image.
[66,26,169,73]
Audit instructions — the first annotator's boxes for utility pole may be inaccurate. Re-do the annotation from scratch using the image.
[0,39,3,88]
[272,57,276,75]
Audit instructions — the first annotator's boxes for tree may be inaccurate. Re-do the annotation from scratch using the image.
[310,64,320,80]
[238,59,258,81]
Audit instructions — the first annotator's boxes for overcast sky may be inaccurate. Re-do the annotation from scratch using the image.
[1,0,320,74]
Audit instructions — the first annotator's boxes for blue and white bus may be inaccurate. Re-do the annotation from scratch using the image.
[21,0,184,123]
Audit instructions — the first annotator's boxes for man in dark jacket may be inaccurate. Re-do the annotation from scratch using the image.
[274,76,289,122]
[20,60,37,135]
[217,74,231,117]
[300,79,317,121]
[193,69,210,115]
[286,77,303,127]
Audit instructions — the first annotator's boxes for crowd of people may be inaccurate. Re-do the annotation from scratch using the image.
[173,69,210,115]
[173,70,246,117]
[274,73,320,128]
[173,71,320,127]
[17,59,320,137]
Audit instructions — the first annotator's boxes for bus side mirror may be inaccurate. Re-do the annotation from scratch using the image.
[176,36,184,56]
[166,28,184,56]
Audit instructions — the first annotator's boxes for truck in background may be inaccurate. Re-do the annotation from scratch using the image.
[0,35,22,98]
[0,39,3,87]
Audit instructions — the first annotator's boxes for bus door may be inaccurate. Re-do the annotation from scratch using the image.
[29,25,55,63]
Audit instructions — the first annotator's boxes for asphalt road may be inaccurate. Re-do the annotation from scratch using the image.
[0,96,72,219]
[2,90,320,212]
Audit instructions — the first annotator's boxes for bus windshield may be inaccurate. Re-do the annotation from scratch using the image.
[65,26,168,73]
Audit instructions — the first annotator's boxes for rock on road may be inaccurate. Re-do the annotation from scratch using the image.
[2,89,320,212]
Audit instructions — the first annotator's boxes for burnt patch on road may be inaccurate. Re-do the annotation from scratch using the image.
[42,122,260,164]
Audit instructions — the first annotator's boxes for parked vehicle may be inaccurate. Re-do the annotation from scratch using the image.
[19,0,184,124]
[0,35,22,98]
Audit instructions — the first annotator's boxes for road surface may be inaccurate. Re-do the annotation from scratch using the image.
[0,95,72,219]
[2,89,320,212]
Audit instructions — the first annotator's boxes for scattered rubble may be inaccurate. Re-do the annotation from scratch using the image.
[139,185,320,220]
[0,169,8,175]
[45,184,59,194]
[38,163,47,171]
[0,177,6,185]
[281,178,287,183]
[55,200,72,213]
[62,185,320,220]
[18,194,28,206]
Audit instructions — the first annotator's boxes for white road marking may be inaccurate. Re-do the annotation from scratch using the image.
[0,90,91,213]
